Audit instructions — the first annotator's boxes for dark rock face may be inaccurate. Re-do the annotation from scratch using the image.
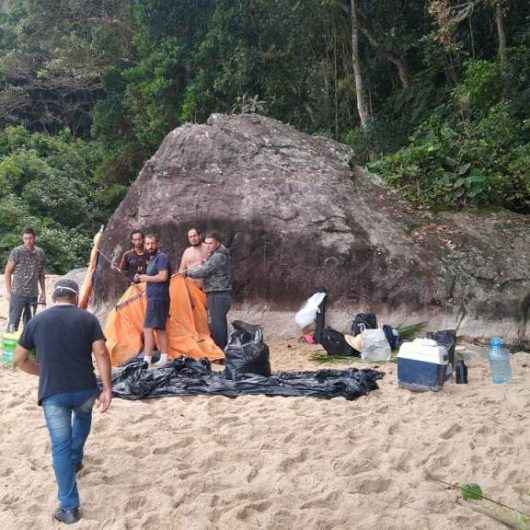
[97,114,530,346]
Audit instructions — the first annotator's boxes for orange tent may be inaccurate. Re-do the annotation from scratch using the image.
[104,274,224,366]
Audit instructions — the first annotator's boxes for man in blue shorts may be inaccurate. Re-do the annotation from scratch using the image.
[134,233,170,368]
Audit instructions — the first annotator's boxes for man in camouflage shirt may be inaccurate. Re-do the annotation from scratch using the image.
[4,227,46,331]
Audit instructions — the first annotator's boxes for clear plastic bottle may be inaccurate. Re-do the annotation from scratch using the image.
[1,331,18,368]
[488,337,512,384]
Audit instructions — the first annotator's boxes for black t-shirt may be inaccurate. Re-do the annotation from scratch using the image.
[120,250,148,283]
[19,305,105,405]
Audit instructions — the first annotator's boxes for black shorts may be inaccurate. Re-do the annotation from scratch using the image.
[144,299,169,330]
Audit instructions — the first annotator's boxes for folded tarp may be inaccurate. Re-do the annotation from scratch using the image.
[104,275,224,366]
[109,357,384,401]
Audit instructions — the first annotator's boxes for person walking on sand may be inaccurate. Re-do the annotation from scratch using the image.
[4,227,46,331]
[14,278,112,525]
[178,227,209,289]
[184,231,232,349]
[134,233,171,368]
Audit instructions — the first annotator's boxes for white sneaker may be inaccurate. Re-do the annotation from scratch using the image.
[150,354,170,369]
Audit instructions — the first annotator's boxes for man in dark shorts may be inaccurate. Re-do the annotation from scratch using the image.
[4,227,46,331]
[14,278,112,525]
[134,234,170,368]
[117,230,148,284]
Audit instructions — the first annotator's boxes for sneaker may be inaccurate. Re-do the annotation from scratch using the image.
[54,507,81,524]
[150,355,170,369]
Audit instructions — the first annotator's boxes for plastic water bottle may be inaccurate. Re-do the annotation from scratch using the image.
[1,330,18,368]
[488,337,512,384]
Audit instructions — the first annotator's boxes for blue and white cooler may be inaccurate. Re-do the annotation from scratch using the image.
[397,338,449,392]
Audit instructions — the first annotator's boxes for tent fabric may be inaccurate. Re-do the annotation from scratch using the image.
[105,275,224,366]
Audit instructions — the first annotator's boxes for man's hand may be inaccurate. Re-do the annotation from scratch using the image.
[97,388,112,413]
[134,273,143,283]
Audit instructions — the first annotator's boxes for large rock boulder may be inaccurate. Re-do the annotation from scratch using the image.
[96,114,530,346]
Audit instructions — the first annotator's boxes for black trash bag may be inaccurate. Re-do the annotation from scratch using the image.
[319,327,359,357]
[107,357,384,401]
[224,320,271,380]
[351,313,378,336]
[427,329,457,367]
[314,288,328,344]
[382,324,400,350]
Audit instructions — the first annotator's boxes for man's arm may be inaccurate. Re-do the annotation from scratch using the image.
[178,249,190,274]
[38,256,46,304]
[92,339,112,413]
[4,260,14,301]
[186,253,223,279]
[137,269,168,283]
[14,344,39,375]
[115,252,128,272]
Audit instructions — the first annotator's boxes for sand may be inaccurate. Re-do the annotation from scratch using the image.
[1,278,530,529]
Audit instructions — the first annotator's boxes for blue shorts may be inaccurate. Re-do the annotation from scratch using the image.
[144,299,169,330]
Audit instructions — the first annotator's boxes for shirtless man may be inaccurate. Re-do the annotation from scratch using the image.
[178,228,209,288]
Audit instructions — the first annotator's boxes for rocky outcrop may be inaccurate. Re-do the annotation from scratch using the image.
[96,114,530,346]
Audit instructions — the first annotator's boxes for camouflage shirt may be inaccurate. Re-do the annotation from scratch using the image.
[8,245,45,297]
[186,244,232,293]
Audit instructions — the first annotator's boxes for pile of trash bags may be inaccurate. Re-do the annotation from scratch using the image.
[108,320,383,401]
[109,358,383,401]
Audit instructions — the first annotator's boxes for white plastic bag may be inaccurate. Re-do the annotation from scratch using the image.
[361,329,391,362]
[294,292,327,329]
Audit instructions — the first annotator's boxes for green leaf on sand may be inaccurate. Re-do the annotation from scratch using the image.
[460,483,483,501]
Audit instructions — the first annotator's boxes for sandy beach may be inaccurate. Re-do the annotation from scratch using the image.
[1,279,530,529]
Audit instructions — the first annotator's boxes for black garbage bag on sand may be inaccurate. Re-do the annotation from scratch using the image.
[224,321,271,380]
[109,357,384,401]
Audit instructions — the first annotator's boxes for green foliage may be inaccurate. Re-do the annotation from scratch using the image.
[368,69,530,212]
[454,60,503,115]
[0,126,116,273]
[0,0,528,277]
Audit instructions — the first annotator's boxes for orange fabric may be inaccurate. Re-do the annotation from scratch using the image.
[105,275,224,366]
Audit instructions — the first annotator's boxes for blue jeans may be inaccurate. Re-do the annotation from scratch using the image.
[42,389,98,509]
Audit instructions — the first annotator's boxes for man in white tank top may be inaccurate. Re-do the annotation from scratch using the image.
[178,228,209,288]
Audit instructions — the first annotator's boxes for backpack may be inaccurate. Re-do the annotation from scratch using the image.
[382,324,400,350]
[319,327,359,357]
[351,313,378,337]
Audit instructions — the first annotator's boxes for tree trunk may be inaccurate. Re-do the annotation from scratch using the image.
[495,1,507,72]
[350,0,370,127]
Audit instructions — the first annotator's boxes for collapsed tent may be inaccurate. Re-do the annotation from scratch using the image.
[110,357,384,401]
[105,275,224,366]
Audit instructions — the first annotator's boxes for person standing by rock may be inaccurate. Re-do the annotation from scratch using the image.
[178,227,209,289]
[117,230,148,284]
[134,233,171,367]
[4,227,46,331]
[13,278,112,525]
[184,231,232,349]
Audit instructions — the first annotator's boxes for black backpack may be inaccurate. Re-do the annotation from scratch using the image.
[351,313,378,336]
[319,327,359,357]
